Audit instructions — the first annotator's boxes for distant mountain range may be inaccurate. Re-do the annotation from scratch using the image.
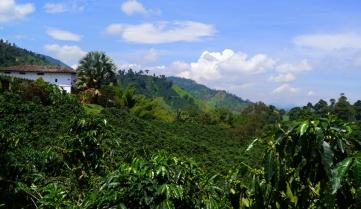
[0,39,69,68]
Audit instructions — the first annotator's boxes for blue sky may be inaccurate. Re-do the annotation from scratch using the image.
[1,0,361,106]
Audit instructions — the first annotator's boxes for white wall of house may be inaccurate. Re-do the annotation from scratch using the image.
[0,71,75,93]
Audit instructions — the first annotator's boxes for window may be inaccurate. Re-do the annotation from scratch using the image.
[19,72,26,75]
[37,72,44,75]
[55,78,58,82]
[4,72,11,74]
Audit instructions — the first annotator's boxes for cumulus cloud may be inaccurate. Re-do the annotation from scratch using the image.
[294,33,361,50]
[176,49,275,82]
[272,84,299,94]
[113,49,313,104]
[47,28,82,41]
[269,73,295,83]
[120,0,160,16]
[275,59,312,73]
[169,61,190,73]
[121,0,146,15]
[105,21,215,44]
[44,44,86,66]
[0,0,35,23]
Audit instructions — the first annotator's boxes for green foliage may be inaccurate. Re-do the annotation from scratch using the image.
[76,51,117,90]
[168,76,252,112]
[83,154,227,209]
[117,70,201,111]
[232,117,361,209]
[0,39,68,67]
[288,93,361,123]
[4,75,361,208]
[0,76,255,208]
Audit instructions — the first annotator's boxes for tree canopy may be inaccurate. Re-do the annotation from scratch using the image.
[76,51,117,89]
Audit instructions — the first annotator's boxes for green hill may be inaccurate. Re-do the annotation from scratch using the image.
[117,70,252,113]
[0,39,69,67]
[117,70,208,111]
[167,76,252,112]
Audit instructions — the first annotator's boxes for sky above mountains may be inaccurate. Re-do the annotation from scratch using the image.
[1,0,361,106]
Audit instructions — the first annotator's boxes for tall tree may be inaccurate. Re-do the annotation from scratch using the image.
[354,100,361,121]
[335,93,355,121]
[76,51,116,89]
[314,99,329,116]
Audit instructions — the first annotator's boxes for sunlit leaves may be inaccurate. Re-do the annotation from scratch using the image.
[238,117,361,208]
[329,157,352,194]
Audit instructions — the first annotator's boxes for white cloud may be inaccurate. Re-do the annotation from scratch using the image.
[47,28,82,41]
[44,3,66,13]
[294,33,361,50]
[307,91,315,96]
[43,1,86,13]
[144,48,159,63]
[44,44,86,66]
[121,0,146,15]
[106,21,215,44]
[272,84,299,94]
[0,0,35,23]
[120,0,160,16]
[275,59,312,73]
[169,61,190,73]
[219,51,275,74]
[176,49,275,82]
[269,73,295,83]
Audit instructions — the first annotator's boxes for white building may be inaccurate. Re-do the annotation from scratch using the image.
[0,65,76,93]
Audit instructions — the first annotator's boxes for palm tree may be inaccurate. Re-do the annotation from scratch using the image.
[76,51,116,90]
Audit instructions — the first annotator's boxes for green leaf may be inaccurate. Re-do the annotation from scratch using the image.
[337,138,345,153]
[321,141,334,177]
[330,157,352,194]
[352,155,361,188]
[286,182,298,204]
[264,151,275,182]
[299,122,309,136]
[246,138,259,152]
[157,200,175,209]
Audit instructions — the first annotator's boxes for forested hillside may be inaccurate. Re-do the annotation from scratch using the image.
[117,69,209,111]
[168,76,252,112]
[0,40,68,67]
[117,70,252,112]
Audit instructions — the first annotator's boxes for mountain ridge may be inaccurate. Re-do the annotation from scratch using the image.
[0,39,69,68]
[167,76,252,112]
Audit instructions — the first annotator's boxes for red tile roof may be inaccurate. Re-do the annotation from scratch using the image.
[0,65,76,74]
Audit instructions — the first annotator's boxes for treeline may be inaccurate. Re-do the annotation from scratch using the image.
[117,69,207,111]
[289,93,361,122]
